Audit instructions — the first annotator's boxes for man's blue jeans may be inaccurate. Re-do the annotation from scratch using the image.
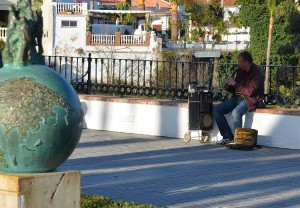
[213,96,248,140]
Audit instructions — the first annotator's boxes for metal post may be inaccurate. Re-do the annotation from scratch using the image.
[209,58,214,90]
[87,53,92,94]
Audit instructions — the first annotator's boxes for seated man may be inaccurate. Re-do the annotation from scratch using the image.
[214,51,265,144]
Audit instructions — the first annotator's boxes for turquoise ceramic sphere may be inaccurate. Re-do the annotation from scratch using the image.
[0,65,83,173]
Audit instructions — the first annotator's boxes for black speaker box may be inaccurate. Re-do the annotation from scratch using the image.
[188,87,213,131]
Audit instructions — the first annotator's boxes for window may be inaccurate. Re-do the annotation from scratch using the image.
[61,20,77,28]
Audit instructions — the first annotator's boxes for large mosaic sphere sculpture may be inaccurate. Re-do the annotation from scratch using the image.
[0,1,83,173]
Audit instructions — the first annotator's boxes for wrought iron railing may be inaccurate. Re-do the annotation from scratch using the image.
[44,54,214,100]
[22,54,300,108]
[262,65,300,108]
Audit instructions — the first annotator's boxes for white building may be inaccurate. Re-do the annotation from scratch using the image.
[222,1,250,43]
[43,0,162,60]
[0,0,162,60]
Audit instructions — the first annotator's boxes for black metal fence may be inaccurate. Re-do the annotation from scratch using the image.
[42,54,300,108]
[45,54,214,99]
[264,65,300,108]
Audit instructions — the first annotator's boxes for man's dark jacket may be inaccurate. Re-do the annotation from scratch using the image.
[227,63,265,111]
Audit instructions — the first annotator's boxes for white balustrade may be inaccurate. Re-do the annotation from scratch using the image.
[166,41,249,51]
[121,35,145,45]
[92,34,116,44]
[0,28,7,41]
[57,3,83,13]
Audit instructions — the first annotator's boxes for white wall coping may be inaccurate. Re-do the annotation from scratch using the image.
[78,95,300,117]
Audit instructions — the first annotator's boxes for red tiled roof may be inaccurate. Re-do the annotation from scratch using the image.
[153,9,172,16]
[131,0,171,8]
[99,0,126,6]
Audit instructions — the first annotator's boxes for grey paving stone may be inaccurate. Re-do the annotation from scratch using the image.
[59,130,300,207]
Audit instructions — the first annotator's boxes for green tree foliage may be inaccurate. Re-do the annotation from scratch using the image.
[169,0,213,41]
[235,0,300,66]
[0,22,7,27]
[116,2,132,24]
[184,1,205,27]
[201,0,224,27]
[0,40,5,52]
[172,0,226,41]
[31,0,43,11]
[187,0,226,41]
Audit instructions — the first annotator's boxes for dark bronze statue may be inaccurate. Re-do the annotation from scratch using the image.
[2,5,19,64]
[20,17,32,66]
[3,0,44,67]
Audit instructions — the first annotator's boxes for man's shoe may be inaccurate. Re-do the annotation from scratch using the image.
[216,138,233,145]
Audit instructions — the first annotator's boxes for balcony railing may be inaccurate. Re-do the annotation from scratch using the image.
[0,28,7,41]
[56,2,87,15]
[92,34,116,45]
[166,41,250,51]
[121,35,146,45]
[87,32,150,46]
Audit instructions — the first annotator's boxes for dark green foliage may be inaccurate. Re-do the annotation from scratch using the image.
[184,1,205,27]
[0,22,7,27]
[201,0,224,27]
[190,0,225,35]
[124,29,130,35]
[0,40,5,52]
[235,0,300,66]
[215,52,239,99]
[80,195,159,208]
[170,0,226,40]
[158,52,178,88]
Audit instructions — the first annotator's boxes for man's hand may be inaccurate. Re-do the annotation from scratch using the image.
[227,77,236,86]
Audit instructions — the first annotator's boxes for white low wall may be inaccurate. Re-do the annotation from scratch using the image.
[81,99,300,150]
[81,100,188,139]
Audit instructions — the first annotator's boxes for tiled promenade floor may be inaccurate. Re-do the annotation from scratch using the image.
[60,130,300,208]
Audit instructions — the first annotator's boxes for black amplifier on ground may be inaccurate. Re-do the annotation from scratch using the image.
[188,82,213,131]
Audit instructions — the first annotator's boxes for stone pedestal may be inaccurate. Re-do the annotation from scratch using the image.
[0,171,81,208]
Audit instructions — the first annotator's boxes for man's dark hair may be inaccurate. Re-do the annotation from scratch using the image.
[238,51,253,62]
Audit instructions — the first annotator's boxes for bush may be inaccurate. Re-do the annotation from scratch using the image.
[80,195,159,208]
[0,39,5,52]
[65,8,73,13]
[0,22,7,27]
[0,21,7,27]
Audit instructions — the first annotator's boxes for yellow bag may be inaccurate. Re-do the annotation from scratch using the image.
[234,128,258,146]
[226,128,260,150]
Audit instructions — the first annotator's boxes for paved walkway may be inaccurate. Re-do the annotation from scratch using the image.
[60,130,300,208]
